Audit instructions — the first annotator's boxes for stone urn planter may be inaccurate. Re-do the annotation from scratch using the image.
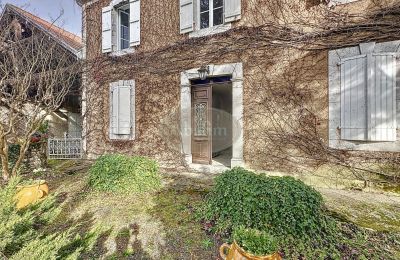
[15,180,49,209]
[220,241,282,260]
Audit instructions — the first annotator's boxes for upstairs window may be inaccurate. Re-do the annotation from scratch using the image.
[179,0,241,35]
[200,0,224,29]
[102,0,141,54]
[118,5,130,50]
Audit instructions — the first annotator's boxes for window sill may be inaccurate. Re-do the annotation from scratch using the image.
[189,23,232,38]
[328,0,360,7]
[110,48,135,57]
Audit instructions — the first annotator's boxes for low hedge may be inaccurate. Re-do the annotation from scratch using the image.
[88,154,161,193]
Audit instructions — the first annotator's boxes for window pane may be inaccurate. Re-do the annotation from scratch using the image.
[213,7,223,26]
[119,7,130,50]
[121,26,129,40]
[200,0,209,12]
[213,0,223,8]
[121,39,129,50]
[120,11,129,27]
[200,12,209,29]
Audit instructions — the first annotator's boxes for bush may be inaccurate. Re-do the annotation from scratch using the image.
[8,144,21,166]
[199,168,400,259]
[0,178,90,259]
[200,167,325,237]
[88,154,161,193]
[233,227,278,256]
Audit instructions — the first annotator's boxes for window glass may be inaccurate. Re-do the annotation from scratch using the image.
[200,12,210,29]
[200,0,210,12]
[213,6,223,26]
[200,0,210,29]
[119,7,130,50]
[213,0,223,8]
[199,0,224,29]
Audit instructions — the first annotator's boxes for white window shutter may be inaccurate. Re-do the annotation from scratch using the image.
[117,86,132,135]
[110,83,119,137]
[180,0,194,34]
[110,81,135,140]
[340,56,368,141]
[370,54,397,141]
[102,6,113,53]
[130,0,140,46]
[224,0,241,23]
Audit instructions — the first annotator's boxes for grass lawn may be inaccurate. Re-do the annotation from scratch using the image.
[46,162,219,259]
[25,160,400,259]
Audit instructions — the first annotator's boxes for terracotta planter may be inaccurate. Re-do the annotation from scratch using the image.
[220,241,281,260]
[15,180,49,209]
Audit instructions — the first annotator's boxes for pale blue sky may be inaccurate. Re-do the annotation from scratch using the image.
[1,0,82,36]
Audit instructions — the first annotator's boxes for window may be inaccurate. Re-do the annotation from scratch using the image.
[102,0,141,54]
[118,5,130,50]
[339,54,396,142]
[179,0,241,36]
[200,0,224,29]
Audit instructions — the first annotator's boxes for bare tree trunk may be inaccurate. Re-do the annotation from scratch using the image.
[11,140,31,177]
[0,143,10,181]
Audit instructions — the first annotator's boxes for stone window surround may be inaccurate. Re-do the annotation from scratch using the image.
[328,0,360,7]
[180,62,244,168]
[189,23,232,38]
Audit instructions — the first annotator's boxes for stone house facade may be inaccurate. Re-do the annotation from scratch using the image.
[77,0,400,172]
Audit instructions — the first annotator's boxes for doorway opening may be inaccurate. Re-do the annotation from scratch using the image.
[191,76,232,167]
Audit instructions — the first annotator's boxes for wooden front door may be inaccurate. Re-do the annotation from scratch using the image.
[192,86,212,164]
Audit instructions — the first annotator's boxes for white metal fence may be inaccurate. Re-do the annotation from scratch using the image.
[48,138,83,159]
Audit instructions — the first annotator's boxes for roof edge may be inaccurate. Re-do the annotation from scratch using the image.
[3,4,83,56]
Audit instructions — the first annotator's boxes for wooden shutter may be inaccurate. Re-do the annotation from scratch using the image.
[102,6,113,53]
[180,0,194,34]
[110,83,119,137]
[369,54,397,141]
[224,0,241,23]
[117,86,132,135]
[130,0,140,46]
[110,82,134,139]
[340,55,368,141]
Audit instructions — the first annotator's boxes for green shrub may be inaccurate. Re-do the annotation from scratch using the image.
[0,178,91,259]
[88,154,161,193]
[233,227,278,256]
[200,167,325,237]
[199,168,400,259]
[8,144,20,166]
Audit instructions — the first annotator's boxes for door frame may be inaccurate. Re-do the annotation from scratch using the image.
[180,63,244,168]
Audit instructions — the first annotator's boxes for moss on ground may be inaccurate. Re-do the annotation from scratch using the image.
[149,189,218,259]
[320,188,400,232]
